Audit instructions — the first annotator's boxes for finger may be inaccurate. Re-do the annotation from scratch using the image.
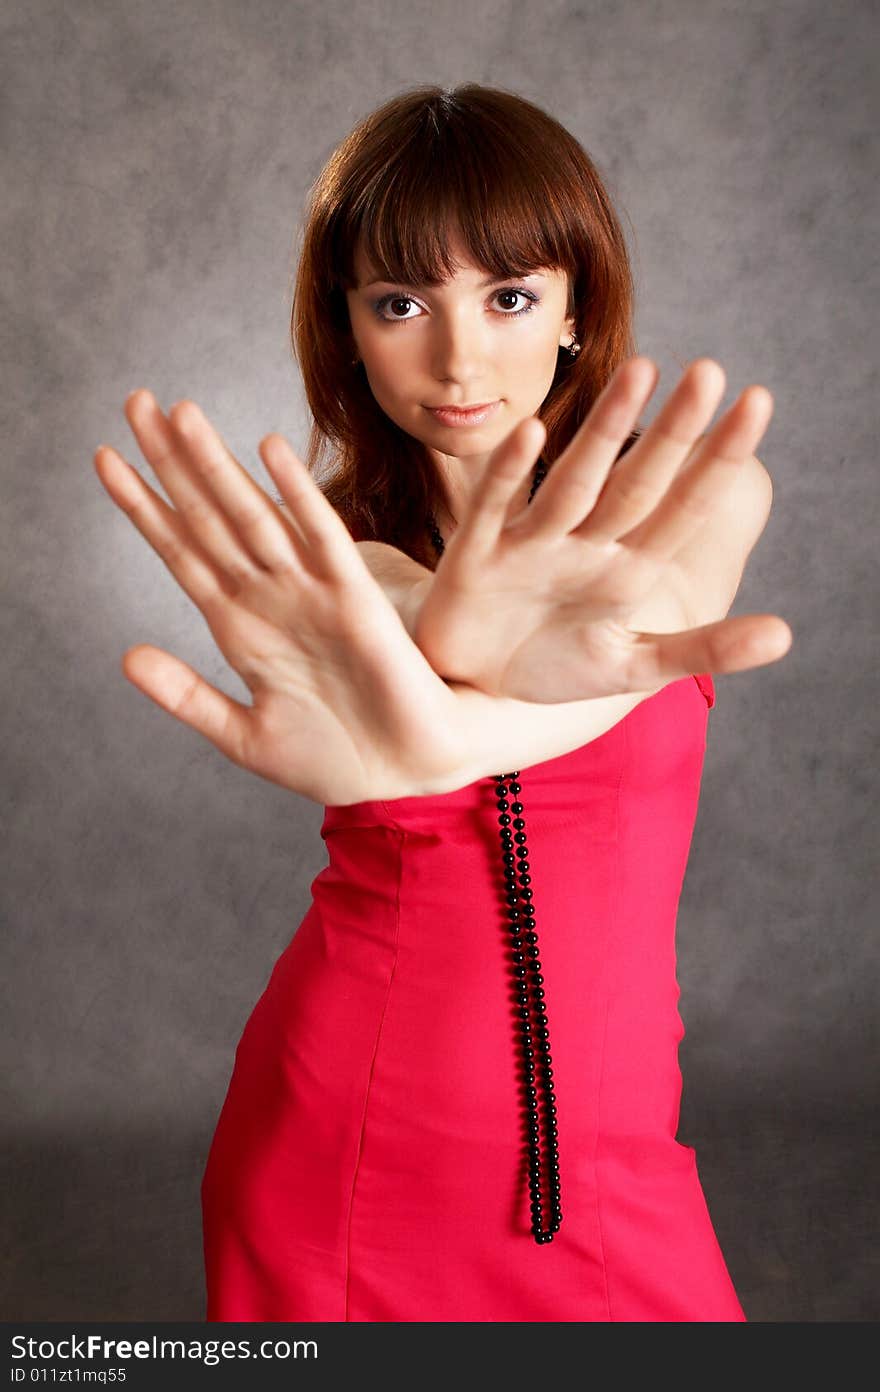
[625,612,793,689]
[124,390,263,584]
[577,359,727,542]
[165,399,302,574]
[525,356,660,538]
[619,386,774,562]
[121,644,252,768]
[450,415,547,557]
[94,443,231,613]
[258,432,367,583]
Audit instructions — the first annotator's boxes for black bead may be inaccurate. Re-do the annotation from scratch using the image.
[428,465,562,1248]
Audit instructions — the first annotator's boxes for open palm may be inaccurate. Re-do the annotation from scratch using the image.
[94,394,476,806]
[414,357,788,701]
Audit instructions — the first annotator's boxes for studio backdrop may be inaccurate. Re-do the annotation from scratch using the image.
[1,0,876,1322]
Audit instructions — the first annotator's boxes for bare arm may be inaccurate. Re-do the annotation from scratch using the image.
[106,388,782,808]
[438,456,781,785]
[353,540,433,643]
[439,679,665,787]
[273,449,784,793]
[271,514,665,777]
[346,538,674,784]
[346,521,676,780]
[274,510,429,639]
[278,510,668,768]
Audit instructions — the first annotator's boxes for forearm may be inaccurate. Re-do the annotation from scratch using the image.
[327,538,667,789]
[433,679,664,790]
[275,513,430,641]
[355,540,432,642]
[267,519,660,801]
[353,541,666,785]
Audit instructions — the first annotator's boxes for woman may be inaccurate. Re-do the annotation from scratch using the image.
[95,84,791,1321]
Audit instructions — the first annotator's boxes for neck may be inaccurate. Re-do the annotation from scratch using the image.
[432,456,541,535]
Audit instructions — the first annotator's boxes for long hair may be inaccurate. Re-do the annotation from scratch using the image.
[291,83,641,570]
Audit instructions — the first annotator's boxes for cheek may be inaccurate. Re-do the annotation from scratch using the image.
[364,355,407,406]
[509,331,564,387]
[364,342,422,410]
[532,322,566,357]
[359,351,416,425]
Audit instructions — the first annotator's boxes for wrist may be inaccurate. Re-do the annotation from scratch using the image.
[404,573,434,643]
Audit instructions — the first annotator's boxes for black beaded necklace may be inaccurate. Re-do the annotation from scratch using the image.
[426,459,562,1245]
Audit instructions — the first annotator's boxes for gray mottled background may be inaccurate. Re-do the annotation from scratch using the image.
[2,0,877,1323]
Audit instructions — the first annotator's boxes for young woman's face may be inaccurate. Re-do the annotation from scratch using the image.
[345,230,576,479]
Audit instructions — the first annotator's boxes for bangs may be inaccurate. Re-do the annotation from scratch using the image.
[296,82,637,560]
[334,103,576,289]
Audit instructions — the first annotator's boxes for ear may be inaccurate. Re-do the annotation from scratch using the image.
[558,315,577,350]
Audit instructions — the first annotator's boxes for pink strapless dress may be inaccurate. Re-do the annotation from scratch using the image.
[201,672,745,1321]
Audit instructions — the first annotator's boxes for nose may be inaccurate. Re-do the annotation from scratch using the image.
[428,305,492,388]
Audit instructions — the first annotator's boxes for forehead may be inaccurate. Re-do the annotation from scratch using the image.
[352,235,561,288]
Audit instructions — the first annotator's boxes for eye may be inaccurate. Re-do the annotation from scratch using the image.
[493,288,539,316]
[373,294,422,321]
[372,285,540,322]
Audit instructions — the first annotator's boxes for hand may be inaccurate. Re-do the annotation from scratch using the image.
[413,357,792,701]
[94,393,477,805]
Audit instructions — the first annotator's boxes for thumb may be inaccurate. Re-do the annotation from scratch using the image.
[121,644,251,767]
[630,612,794,683]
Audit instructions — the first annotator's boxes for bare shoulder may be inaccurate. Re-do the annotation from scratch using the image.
[668,453,774,630]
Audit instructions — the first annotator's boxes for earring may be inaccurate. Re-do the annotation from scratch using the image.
[567,334,581,358]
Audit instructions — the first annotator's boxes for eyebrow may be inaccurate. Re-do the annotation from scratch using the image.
[359,270,543,290]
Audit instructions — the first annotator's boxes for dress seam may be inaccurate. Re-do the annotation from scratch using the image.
[379,800,408,833]
[592,721,629,1323]
[593,996,613,1322]
[342,826,405,1322]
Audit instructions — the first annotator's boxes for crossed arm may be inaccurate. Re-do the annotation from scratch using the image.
[345,449,773,647]
[275,446,776,775]
[95,357,790,804]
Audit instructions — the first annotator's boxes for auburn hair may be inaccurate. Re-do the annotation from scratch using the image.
[290,82,642,570]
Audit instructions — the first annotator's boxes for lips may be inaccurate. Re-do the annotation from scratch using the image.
[426,401,501,426]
